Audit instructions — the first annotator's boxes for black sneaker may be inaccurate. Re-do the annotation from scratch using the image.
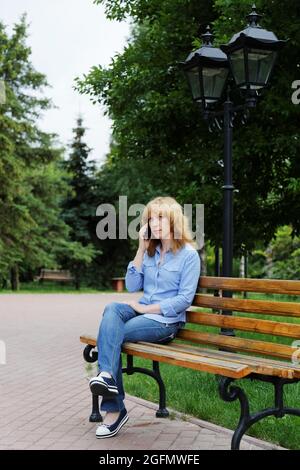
[96,408,129,439]
[89,372,119,397]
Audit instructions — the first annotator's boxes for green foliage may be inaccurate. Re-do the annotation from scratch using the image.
[0,16,72,288]
[76,0,300,264]
[212,0,300,249]
[0,17,98,289]
[62,117,97,245]
[266,225,300,279]
[90,153,158,283]
[60,117,99,288]
[246,226,300,280]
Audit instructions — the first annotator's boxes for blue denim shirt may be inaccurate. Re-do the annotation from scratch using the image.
[125,243,201,324]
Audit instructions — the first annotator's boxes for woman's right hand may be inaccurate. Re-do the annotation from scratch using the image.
[138,223,150,251]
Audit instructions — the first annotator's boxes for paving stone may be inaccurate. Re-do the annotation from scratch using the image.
[0,293,285,452]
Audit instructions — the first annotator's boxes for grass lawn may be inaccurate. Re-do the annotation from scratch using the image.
[0,281,116,294]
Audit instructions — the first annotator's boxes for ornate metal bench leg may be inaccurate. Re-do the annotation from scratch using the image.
[83,344,98,363]
[122,355,169,418]
[89,394,103,423]
[219,375,300,450]
[153,361,169,418]
[218,377,250,450]
[83,345,102,422]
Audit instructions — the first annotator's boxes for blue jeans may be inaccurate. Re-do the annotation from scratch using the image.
[97,301,184,412]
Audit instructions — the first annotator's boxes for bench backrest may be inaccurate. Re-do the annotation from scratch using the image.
[176,276,300,361]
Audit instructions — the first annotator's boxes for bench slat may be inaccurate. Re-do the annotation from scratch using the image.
[79,335,299,379]
[199,276,300,295]
[176,330,296,360]
[80,332,297,361]
[122,342,252,379]
[80,335,97,347]
[186,311,300,339]
[80,335,250,378]
[150,342,300,379]
[192,294,300,318]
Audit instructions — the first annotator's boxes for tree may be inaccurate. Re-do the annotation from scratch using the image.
[256,226,300,280]
[0,17,95,290]
[75,0,300,267]
[61,116,98,289]
[0,16,66,288]
[212,0,300,250]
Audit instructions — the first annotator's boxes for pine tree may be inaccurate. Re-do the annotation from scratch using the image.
[61,116,98,289]
[0,17,96,290]
[0,16,69,289]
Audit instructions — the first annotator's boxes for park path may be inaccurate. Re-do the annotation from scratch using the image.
[0,293,285,450]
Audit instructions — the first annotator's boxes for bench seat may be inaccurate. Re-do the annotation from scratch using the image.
[80,335,251,379]
[80,335,300,380]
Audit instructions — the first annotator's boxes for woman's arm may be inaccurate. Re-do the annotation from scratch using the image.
[125,251,145,292]
[125,223,150,292]
[122,300,161,314]
[143,303,161,314]
[131,246,145,272]
[159,250,201,318]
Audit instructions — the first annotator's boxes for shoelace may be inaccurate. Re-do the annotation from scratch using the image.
[98,423,110,429]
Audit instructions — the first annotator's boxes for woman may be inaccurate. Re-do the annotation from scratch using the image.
[89,196,201,438]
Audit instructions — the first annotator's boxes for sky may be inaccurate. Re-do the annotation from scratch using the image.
[1,0,131,166]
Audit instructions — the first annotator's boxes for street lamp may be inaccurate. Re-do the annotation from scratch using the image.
[221,5,285,106]
[181,4,286,334]
[181,4,285,277]
[183,26,229,109]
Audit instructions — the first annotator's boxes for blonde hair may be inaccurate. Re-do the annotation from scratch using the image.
[141,196,196,257]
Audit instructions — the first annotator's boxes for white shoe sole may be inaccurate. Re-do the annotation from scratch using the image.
[96,414,129,439]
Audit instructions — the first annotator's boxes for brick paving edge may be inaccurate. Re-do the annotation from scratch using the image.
[126,394,287,451]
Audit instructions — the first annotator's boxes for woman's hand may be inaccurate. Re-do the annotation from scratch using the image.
[120,300,147,314]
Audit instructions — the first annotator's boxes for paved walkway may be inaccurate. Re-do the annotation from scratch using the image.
[0,293,285,451]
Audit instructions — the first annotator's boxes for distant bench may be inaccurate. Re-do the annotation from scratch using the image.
[81,275,300,450]
[35,269,74,283]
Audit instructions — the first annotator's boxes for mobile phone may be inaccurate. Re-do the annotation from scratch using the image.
[143,223,151,240]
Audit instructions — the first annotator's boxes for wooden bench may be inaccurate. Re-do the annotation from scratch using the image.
[80,276,300,449]
[35,269,74,283]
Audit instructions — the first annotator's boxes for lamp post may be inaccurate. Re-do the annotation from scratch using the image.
[181,5,285,329]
